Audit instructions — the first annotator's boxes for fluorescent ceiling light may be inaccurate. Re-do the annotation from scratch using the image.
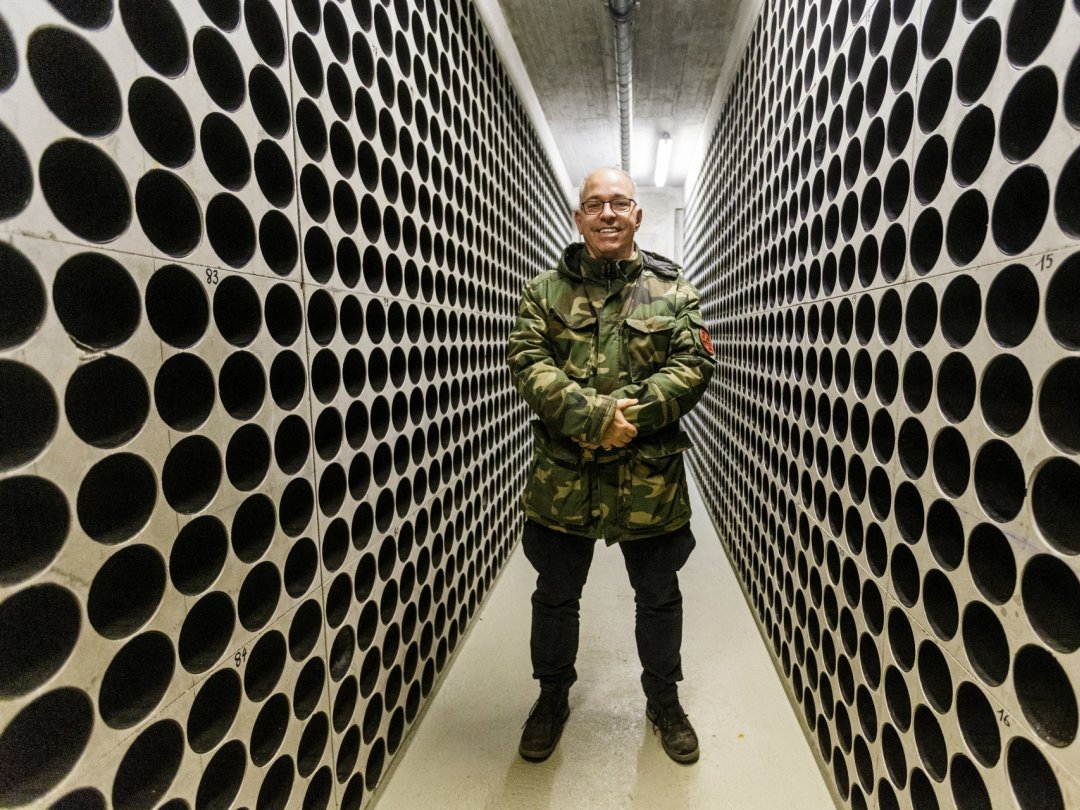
[654,133,672,187]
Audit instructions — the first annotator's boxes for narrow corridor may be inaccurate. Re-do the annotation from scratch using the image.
[374,472,835,809]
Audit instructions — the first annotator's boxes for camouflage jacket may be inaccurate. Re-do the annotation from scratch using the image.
[507,242,715,541]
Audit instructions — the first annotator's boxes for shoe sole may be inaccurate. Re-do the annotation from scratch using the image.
[646,707,700,764]
[519,708,570,762]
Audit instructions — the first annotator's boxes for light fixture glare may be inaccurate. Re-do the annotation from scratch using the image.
[654,132,672,187]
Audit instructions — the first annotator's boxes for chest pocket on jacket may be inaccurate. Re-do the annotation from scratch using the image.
[547,309,597,382]
[623,315,675,381]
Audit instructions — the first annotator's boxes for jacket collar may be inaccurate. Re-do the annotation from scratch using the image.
[557,242,680,282]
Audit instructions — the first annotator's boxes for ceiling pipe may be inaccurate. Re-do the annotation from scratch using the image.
[607,0,636,173]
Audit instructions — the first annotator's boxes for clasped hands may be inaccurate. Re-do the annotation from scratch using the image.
[576,398,638,452]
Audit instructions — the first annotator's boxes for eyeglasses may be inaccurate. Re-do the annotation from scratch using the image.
[579,197,637,216]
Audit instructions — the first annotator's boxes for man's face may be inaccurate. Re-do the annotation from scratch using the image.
[574,169,642,261]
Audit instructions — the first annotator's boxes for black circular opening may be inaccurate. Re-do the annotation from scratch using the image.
[40,139,131,242]
[249,65,291,138]
[956,681,1000,767]
[260,210,299,276]
[111,719,185,810]
[99,632,175,733]
[973,439,1025,522]
[201,112,251,191]
[957,18,1000,104]
[136,169,203,257]
[178,591,235,674]
[1005,0,1063,67]
[77,453,156,544]
[187,668,241,753]
[1007,737,1065,810]
[918,59,952,134]
[937,352,976,422]
[193,27,245,111]
[206,193,256,268]
[0,584,80,698]
[992,165,1049,256]
[933,426,970,497]
[219,350,266,420]
[232,492,276,563]
[947,189,989,265]
[170,515,228,595]
[1013,643,1078,746]
[986,263,1038,347]
[162,435,221,514]
[245,0,286,66]
[962,601,1009,685]
[129,77,195,168]
[952,105,995,188]
[146,265,208,348]
[28,26,121,137]
[910,207,943,274]
[88,544,165,639]
[195,739,246,810]
[226,423,271,490]
[1032,457,1080,553]
[119,0,189,77]
[65,356,150,451]
[155,352,215,432]
[1001,66,1057,163]
[0,688,93,806]
[914,135,948,204]
[1022,555,1080,653]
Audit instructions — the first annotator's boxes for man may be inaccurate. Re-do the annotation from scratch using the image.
[506,166,716,764]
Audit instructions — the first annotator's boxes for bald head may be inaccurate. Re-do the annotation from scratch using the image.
[578,167,636,204]
[574,166,642,260]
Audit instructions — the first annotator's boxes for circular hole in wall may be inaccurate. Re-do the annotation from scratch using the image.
[1005,0,1063,67]
[187,668,241,753]
[99,631,174,731]
[0,688,93,806]
[170,516,228,596]
[206,193,257,267]
[111,719,184,810]
[77,453,156,544]
[957,19,999,103]
[119,0,189,78]
[201,113,251,191]
[66,357,149,448]
[193,27,245,111]
[41,139,132,242]
[129,77,195,168]
[145,264,208,348]
[992,165,1049,256]
[88,544,165,639]
[962,602,1010,685]
[28,26,121,137]
[162,435,221,514]
[0,584,80,698]
[986,263,1038,347]
[952,106,995,187]
[178,591,235,674]
[1007,736,1064,810]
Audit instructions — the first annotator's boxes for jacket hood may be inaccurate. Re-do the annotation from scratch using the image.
[556,242,680,281]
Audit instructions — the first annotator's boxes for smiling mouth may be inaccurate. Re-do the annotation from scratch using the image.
[597,227,620,234]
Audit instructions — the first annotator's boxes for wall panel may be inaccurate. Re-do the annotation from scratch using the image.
[0,0,568,806]
[684,0,1080,806]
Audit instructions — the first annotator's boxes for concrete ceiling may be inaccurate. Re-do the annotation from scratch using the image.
[496,0,745,193]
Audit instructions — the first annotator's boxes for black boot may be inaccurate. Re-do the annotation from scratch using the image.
[646,698,700,763]
[519,686,570,761]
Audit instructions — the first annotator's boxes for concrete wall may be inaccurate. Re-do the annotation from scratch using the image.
[0,1,568,807]
[683,0,1080,806]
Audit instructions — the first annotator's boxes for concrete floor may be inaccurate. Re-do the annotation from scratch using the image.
[373,474,836,809]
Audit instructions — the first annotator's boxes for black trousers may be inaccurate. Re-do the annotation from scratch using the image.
[522,518,696,704]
